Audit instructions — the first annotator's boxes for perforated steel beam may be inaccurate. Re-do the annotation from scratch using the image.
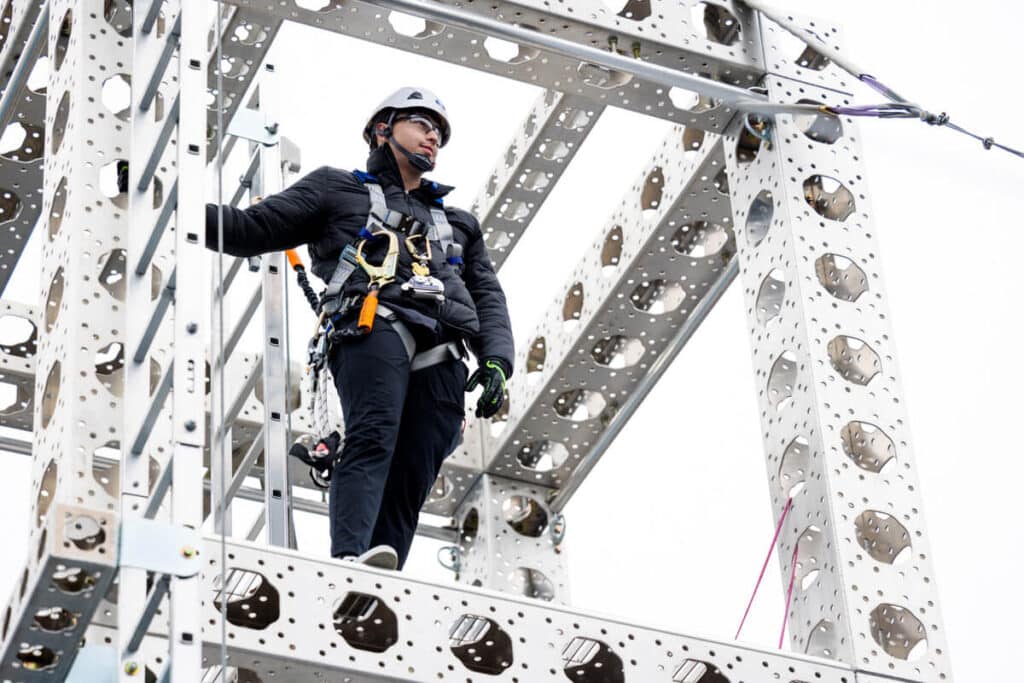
[0,1,47,294]
[222,0,765,131]
[0,299,36,433]
[0,504,118,680]
[721,13,952,680]
[192,532,855,682]
[464,126,735,497]
[472,90,605,270]
[50,527,856,682]
[0,3,281,298]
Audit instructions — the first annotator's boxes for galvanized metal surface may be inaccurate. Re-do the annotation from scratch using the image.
[221,0,764,132]
[720,13,951,682]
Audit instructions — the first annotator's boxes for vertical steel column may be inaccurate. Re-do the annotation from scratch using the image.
[455,474,569,604]
[251,63,293,548]
[28,0,139,566]
[723,14,952,681]
[169,0,207,680]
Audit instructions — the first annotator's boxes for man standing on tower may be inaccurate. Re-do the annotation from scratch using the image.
[205,87,513,570]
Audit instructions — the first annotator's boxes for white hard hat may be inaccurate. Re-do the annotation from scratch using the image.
[363,86,452,147]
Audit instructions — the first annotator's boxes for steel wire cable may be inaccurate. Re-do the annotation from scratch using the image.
[740,1,1024,160]
[213,0,229,677]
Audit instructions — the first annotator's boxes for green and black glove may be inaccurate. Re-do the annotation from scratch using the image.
[465,358,509,418]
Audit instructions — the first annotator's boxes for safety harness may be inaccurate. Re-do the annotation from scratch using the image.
[288,174,465,487]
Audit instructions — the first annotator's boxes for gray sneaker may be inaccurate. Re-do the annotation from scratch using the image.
[342,545,398,570]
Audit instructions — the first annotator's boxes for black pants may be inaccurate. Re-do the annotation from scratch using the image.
[327,319,467,568]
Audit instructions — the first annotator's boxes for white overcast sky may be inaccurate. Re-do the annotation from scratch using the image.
[1,1,1021,680]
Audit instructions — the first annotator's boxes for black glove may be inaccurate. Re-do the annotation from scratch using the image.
[465,358,509,419]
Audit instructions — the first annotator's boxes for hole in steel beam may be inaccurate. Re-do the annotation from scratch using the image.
[745,190,773,246]
[629,279,684,315]
[855,510,913,565]
[333,592,398,652]
[803,174,855,221]
[695,3,741,46]
[815,253,867,302]
[840,421,896,473]
[212,568,281,630]
[795,99,843,143]
[601,225,623,276]
[516,440,568,473]
[51,91,72,155]
[562,282,584,332]
[553,388,607,422]
[387,11,444,39]
[526,336,546,384]
[777,436,811,498]
[54,10,72,72]
[766,351,798,412]
[590,335,645,369]
[67,514,107,551]
[48,177,67,239]
[869,604,928,661]
[449,615,514,675]
[754,269,785,325]
[826,335,881,385]
[51,566,96,594]
[0,314,36,356]
[0,122,44,162]
[577,61,633,89]
[36,460,57,527]
[563,637,625,681]
[502,495,548,536]
[513,567,555,601]
[40,362,61,430]
[672,658,731,682]
[45,267,64,332]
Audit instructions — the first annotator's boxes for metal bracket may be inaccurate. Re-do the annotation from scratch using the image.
[66,646,117,683]
[227,107,281,146]
[119,517,203,577]
[280,135,302,175]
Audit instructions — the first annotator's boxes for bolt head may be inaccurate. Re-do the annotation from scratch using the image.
[186,322,198,334]
[181,546,198,558]
[124,661,139,675]
[184,419,196,432]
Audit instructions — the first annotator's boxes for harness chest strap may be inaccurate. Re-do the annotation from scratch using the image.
[325,181,458,296]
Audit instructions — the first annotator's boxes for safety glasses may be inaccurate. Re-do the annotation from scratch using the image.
[394,114,444,144]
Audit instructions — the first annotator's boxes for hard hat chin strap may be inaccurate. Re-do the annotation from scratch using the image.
[387,131,435,173]
[377,119,435,173]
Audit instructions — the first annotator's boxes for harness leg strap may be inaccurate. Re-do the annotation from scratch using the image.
[376,304,460,372]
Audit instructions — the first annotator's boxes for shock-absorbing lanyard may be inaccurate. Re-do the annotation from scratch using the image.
[355,228,399,333]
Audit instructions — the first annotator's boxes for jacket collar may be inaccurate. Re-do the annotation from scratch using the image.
[364,144,455,206]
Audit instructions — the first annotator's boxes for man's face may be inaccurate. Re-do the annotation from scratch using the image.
[377,111,443,167]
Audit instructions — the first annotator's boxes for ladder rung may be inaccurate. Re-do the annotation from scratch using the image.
[130,360,173,456]
[138,95,181,192]
[140,14,181,113]
[134,180,178,275]
[133,268,176,363]
[141,0,167,36]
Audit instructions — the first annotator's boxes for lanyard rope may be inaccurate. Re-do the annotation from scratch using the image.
[740,1,1024,160]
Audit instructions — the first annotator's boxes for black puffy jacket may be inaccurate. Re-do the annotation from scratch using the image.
[204,144,514,373]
